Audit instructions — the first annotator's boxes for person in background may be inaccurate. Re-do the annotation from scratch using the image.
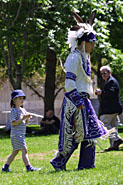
[2,89,41,172]
[40,110,60,135]
[96,66,123,151]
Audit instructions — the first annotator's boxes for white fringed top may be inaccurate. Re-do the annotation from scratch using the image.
[64,49,94,96]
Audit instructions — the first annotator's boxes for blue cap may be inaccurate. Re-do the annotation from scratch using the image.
[11,89,26,100]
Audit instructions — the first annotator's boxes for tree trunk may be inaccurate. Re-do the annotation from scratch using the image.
[96,55,104,117]
[44,47,57,114]
[16,72,22,89]
[97,55,104,89]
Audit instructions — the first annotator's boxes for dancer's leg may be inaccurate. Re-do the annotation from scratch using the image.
[78,140,95,170]
[50,142,78,170]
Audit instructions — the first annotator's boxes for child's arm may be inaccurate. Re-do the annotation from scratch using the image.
[25,116,30,125]
[11,115,30,126]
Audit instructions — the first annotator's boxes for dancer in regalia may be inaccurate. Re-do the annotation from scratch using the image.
[50,11,108,171]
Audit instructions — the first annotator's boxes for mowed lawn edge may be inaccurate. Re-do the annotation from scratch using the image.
[0,126,123,185]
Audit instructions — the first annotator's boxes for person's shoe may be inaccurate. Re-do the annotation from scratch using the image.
[113,139,123,148]
[104,146,119,152]
[50,161,66,171]
[1,167,12,172]
[78,165,96,170]
[27,166,41,172]
[54,166,66,171]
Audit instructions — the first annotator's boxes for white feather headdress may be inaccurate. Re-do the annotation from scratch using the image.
[67,11,97,51]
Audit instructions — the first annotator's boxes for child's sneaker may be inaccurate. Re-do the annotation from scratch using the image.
[1,167,12,172]
[27,166,41,172]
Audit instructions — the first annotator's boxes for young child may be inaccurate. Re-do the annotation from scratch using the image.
[2,89,41,172]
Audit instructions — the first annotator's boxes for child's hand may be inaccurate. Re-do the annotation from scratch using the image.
[22,114,31,120]
[24,114,31,125]
[26,114,31,119]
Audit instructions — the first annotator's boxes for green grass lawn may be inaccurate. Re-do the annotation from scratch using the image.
[0,126,123,185]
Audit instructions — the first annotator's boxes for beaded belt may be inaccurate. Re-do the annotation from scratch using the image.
[79,92,90,99]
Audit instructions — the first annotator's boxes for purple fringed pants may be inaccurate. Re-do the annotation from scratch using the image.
[50,140,95,170]
[50,140,78,169]
[50,96,107,170]
[78,140,95,169]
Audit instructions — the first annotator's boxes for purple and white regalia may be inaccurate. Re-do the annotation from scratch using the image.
[50,11,107,171]
[50,49,107,170]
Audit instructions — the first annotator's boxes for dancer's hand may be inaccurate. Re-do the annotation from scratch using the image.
[78,105,84,110]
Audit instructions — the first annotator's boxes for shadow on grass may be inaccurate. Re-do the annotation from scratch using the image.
[0,125,123,139]
[119,146,123,151]
[118,126,123,133]
[0,128,10,139]
[95,151,106,153]
[0,126,59,139]
[39,167,96,175]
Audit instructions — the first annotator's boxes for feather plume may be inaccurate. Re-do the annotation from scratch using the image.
[89,10,96,25]
[73,11,84,23]
[70,25,81,31]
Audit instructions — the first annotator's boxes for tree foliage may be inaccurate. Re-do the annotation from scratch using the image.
[0,0,46,88]
[0,0,123,112]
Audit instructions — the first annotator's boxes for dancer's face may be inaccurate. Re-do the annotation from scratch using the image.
[85,42,95,53]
